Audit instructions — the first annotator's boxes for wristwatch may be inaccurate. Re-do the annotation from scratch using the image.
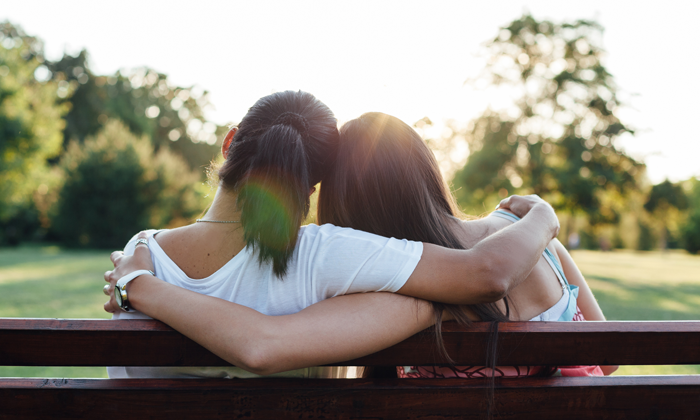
[114,269,155,312]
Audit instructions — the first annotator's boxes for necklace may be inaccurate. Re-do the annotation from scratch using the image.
[195,219,241,224]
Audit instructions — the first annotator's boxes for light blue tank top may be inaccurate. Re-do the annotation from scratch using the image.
[491,210,579,322]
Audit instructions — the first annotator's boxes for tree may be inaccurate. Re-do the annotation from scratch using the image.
[644,180,688,249]
[0,22,66,226]
[53,120,207,248]
[680,178,700,254]
[46,52,224,172]
[452,14,644,226]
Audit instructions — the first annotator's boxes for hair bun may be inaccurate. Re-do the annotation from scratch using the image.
[273,112,309,137]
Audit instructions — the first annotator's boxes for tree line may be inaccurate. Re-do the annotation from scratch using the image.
[0,16,698,253]
[0,21,222,247]
[432,15,698,253]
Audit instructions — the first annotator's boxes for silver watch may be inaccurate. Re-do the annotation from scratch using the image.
[114,269,155,312]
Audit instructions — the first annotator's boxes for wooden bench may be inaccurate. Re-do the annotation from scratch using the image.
[1,318,699,419]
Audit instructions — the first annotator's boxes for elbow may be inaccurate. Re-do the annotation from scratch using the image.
[234,339,286,376]
[231,341,277,376]
[239,354,274,376]
[602,365,619,376]
[482,280,509,303]
[475,260,511,303]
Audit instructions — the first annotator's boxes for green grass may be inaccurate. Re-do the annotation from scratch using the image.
[1,246,699,378]
[571,249,700,321]
[571,249,700,376]
[0,245,112,378]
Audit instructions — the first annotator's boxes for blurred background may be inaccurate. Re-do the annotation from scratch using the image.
[0,1,699,376]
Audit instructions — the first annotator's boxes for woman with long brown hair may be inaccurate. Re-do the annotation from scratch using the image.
[318,112,616,378]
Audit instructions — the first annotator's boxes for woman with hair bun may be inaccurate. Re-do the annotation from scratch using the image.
[105,92,560,379]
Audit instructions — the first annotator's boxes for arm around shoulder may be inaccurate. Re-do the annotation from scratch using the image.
[399,203,560,305]
[127,277,434,375]
[106,241,436,375]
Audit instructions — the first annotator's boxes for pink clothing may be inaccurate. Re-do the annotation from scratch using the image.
[397,307,604,378]
[555,307,605,376]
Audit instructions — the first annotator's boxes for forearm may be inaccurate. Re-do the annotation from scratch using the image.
[403,204,557,304]
[127,276,268,371]
[127,277,434,375]
[469,205,558,296]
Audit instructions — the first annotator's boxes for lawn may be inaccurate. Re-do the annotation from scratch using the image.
[0,245,112,378]
[570,249,700,375]
[0,245,699,377]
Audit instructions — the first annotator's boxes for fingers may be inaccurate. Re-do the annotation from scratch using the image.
[104,231,152,314]
[496,196,511,210]
[134,231,149,249]
[110,251,124,266]
[104,300,115,313]
[498,195,547,216]
[132,234,154,268]
[103,270,118,313]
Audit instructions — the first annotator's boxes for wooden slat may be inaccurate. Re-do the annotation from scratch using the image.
[1,376,699,419]
[2,318,700,366]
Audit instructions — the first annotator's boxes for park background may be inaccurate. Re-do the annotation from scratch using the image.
[1,1,699,377]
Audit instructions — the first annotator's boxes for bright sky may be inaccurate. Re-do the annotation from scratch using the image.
[2,0,698,183]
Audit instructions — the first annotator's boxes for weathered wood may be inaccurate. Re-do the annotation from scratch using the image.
[2,376,699,419]
[2,318,700,366]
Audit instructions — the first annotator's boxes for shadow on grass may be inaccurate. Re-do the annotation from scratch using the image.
[589,274,700,321]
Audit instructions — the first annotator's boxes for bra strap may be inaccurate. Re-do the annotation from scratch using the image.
[543,248,568,289]
[491,209,521,223]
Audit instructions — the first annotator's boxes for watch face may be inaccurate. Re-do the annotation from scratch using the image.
[115,287,123,306]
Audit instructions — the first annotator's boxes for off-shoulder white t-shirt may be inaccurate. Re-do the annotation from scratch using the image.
[109,223,423,379]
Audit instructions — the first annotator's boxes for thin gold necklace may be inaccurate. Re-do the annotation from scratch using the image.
[195,219,241,224]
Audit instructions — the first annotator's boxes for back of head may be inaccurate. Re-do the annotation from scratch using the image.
[218,91,339,276]
[318,112,461,248]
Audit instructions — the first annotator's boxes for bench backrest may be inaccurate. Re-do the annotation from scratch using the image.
[2,318,700,366]
[2,318,700,420]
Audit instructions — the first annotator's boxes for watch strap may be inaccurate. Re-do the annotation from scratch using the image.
[115,269,155,311]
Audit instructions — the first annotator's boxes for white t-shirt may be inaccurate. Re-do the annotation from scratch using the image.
[108,223,423,379]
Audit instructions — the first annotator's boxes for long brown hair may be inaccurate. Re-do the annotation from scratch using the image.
[317,112,511,359]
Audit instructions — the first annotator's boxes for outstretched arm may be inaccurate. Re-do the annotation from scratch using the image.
[107,195,558,310]
[400,195,560,304]
[104,194,556,373]
[105,244,434,375]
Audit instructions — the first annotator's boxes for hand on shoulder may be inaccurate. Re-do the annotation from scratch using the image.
[104,231,156,313]
[497,195,559,239]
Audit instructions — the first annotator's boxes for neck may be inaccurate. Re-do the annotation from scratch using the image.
[153,184,247,279]
[201,185,242,223]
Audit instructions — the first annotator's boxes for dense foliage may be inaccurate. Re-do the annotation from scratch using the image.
[0,23,66,224]
[0,18,696,251]
[0,21,218,246]
[680,179,700,254]
[46,51,225,170]
[451,15,644,227]
[53,121,205,248]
